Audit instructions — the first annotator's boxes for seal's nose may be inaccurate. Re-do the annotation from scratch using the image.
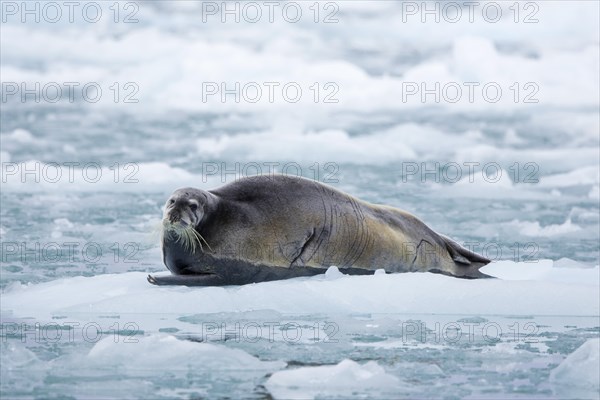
[166,208,191,226]
[180,213,191,226]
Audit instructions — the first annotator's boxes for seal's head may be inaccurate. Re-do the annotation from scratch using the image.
[162,188,213,252]
[163,188,206,227]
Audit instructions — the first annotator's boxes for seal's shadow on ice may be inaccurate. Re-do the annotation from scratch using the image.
[148,175,491,286]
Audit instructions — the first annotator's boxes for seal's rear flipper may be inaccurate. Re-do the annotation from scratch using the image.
[440,235,494,279]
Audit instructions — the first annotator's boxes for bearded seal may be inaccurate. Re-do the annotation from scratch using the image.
[148,175,491,286]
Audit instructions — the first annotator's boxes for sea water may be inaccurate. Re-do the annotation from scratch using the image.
[1,2,599,399]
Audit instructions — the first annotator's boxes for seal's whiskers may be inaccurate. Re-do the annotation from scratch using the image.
[162,219,212,253]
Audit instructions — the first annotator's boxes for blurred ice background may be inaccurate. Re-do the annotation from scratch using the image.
[1,1,599,398]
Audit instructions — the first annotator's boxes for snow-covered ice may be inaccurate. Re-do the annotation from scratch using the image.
[3,262,599,320]
[550,339,600,399]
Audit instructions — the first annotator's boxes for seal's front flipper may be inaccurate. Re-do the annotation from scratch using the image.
[147,274,227,286]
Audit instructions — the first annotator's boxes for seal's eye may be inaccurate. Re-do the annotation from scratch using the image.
[168,199,175,205]
[190,203,198,211]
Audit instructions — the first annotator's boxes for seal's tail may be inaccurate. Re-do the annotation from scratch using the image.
[439,234,493,279]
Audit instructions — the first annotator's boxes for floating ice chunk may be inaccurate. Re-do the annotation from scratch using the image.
[432,167,543,200]
[504,128,524,145]
[553,257,596,269]
[480,342,524,354]
[265,359,399,400]
[87,334,285,371]
[8,334,285,398]
[550,339,600,399]
[53,218,74,229]
[2,128,34,142]
[0,341,47,396]
[374,269,386,276]
[2,261,599,321]
[539,166,599,188]
[508,218,581,237]
[196,128,418,165]
[354,340,447,351]
[1,161,205,193]
[0,341,40,369]
[324,266,343,280]
[481,259,599,286]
